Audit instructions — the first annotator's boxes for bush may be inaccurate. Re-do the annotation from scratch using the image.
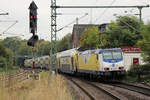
[0,56,8,70]
[139,64,150,71]
[128,64,150,76]
[0,44,14,67]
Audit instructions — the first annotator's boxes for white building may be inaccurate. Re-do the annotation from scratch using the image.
[121,47,145,71]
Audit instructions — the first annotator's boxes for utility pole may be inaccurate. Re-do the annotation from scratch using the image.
[138,7,142,24]
[76,17,79,48]
[50,0,57,73]
[138,7,143,38]
[50,0,149,73]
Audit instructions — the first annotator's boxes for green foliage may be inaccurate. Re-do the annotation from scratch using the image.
[5,48,14,67]
[37,41,51,56]
[17,41,32,56]
[79,26,107,48]
[1,37,21,53]
[106,23,136,47]
[106,16,141,47]
[0,56,7,69]
[137,22,150,63]
[0,37,52,67]
[57,33,72,52]
[116,16,141,34]
[128,64,150,76]
[126,64,150,83]
[79,16,141,49]
[0,44,14,68]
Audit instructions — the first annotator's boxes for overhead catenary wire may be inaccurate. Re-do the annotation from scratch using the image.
[57,13,88,32]
[114,15,140,33]
[2,20,18,34]
[94,0,116,23]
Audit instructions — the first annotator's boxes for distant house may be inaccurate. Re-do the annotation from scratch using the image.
[72,23,109,48]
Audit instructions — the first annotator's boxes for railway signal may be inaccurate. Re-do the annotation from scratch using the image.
[28,1,38,47]
[27,34,38,47]
[29,1,38,35]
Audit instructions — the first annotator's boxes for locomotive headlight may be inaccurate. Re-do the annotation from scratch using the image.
[119,67,124,70]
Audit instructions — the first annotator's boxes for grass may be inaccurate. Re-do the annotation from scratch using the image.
[0,72,74,100]
[0,67,19,75]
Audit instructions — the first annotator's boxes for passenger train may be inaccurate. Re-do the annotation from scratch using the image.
[24,48,126,80]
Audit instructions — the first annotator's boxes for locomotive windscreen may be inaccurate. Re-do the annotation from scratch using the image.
[102,50,122,60]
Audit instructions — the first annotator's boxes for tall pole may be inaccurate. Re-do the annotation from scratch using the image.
[138,7,142,23]
[138,7,143,38]
[76,18,79,47]
[50,0,57,73]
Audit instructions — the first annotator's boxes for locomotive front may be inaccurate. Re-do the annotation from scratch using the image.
[99,48,126,79]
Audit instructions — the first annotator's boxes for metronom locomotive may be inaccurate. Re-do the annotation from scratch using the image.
[24,48,126,80]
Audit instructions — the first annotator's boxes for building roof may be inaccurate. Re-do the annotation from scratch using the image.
[121,46,142,53]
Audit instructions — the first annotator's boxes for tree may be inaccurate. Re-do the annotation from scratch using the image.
[57,33,72,52]
[106,16,141,47]
[37,41,51,56]
[0,44,14,68]
[79,26,107,48]
[1,37,21,53]
[137,22,150,63]
[17,41,32,56]
[0,56,7,69]
[106,23,136,47]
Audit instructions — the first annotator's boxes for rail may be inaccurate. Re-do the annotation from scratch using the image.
[111,82,150,96]
[65,76,121,100]
[0,69,30,87]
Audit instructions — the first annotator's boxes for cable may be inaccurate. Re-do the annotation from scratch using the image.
[114,15,140,33]
[2,20,18,34]
[57,13,88,32]
[94,0,116,23]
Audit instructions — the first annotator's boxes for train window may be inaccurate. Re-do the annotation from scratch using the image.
[103,51,112,60]
[112,51,122,59]
[103,50,122,60]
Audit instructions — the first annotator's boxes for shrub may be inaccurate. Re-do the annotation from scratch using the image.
[128,64,150,76]
[0,56,8,70]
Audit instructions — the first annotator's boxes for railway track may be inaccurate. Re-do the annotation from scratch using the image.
[90,81,150,100]
[63,74,150,100]
[110,82,150,97]
[65,76,121,100]
[0,69,41,87]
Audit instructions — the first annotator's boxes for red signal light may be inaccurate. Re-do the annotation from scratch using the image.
[30,16,33,19]
[119,67,124,70]
[33,16,36,19]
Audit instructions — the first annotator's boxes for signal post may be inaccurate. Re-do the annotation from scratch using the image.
[27,1,39,80]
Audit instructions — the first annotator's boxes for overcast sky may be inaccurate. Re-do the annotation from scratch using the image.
[0,0,150,41]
